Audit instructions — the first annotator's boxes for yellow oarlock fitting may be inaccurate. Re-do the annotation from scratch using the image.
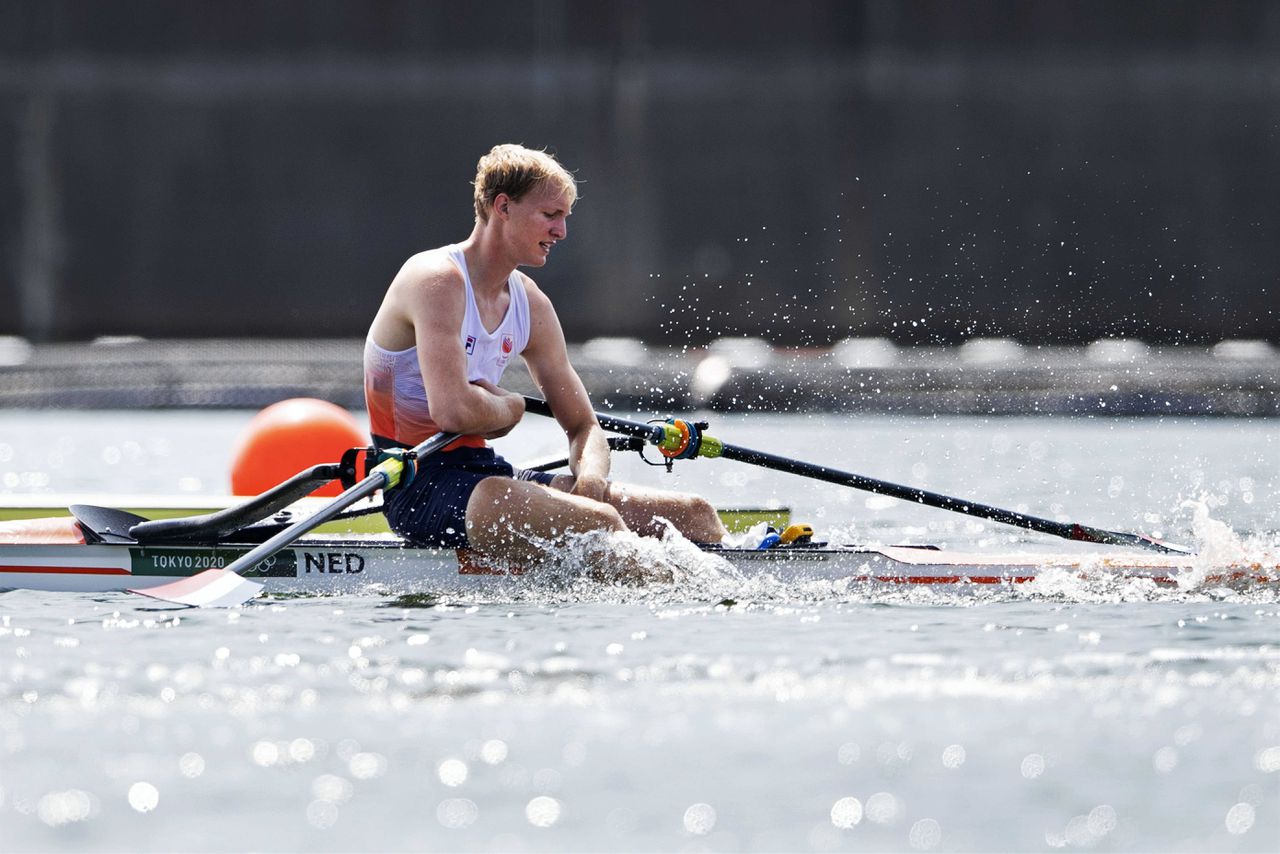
[778,523,814,545]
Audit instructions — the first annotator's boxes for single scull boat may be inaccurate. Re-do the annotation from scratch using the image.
[0,505,1273,597]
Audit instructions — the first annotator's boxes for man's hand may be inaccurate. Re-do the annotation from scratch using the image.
[470,377,519,401]
[469,378,525,437]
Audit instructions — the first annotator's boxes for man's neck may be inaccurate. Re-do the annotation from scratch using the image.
[460,224,516,296]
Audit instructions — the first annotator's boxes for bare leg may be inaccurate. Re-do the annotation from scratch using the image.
[464,477,666,582]
[546,475,727,543]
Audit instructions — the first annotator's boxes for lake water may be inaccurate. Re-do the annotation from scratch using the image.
[0,410,1277,852]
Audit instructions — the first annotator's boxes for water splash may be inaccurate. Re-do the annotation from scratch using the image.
[1180,497,1277,588]
[283,506,1280,608]
[1019,564,1183,604]
[1006,499,1280,604]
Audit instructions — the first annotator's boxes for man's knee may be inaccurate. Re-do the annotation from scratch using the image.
[573,498,626,533]
[686,494,718,520]
[669,494,725,541]
[470,477,522,507]
[663,492,718,526]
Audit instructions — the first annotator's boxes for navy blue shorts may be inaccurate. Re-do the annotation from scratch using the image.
[382,446,555,548]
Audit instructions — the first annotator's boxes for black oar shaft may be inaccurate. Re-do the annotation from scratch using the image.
[220,430,460,577]
[130,463,344,543]
[713,442,1072,537]
[522,396,667,444]
[219,473,388,575]
[712,444,1164,549]
[520,436,647,473]
[523,396,1185,554]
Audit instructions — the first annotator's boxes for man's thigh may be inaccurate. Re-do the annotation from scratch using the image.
[544,474,716,539]
[464,476,623,562]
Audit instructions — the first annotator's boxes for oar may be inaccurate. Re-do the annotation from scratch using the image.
[522,396,1190,554]
[130,431,460,607]
[518,435,646,472]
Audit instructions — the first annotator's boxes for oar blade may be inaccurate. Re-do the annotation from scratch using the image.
[130,569,265,608]
[1070,523,1193,555]
[1125,532,1194,555]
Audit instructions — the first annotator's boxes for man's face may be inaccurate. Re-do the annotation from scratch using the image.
[502,184,572,267]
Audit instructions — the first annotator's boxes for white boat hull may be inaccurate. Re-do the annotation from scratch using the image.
[0,537,1273,596]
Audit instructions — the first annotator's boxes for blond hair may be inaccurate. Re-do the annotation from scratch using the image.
[473,144,577,222]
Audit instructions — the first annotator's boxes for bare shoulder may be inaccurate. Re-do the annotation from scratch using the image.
[388,249,467,333]
[394,248,464,301]
[516,273,568,362]
[515,271,556,317]
[371,248,465,348]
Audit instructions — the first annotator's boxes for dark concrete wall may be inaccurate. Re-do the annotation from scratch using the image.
[2,0,1278,344]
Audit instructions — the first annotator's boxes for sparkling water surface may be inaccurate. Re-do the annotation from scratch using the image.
[0,411,1277,852]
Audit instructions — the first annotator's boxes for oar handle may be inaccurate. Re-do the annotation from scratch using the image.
[523,396,694,455]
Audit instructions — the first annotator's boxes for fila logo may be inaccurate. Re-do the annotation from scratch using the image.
[464,335,476,355]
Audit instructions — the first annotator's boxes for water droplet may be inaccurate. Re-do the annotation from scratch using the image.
[481,739,508,765]
[251,741,280,767]
[865,792,901,824]
[526,795,562,827]
[178,752,205,778]
[306,799,339,829]
[1225,803,1255,835]
[909,818,942,849]
[37,789,94,826]
[683,802,716,835]
[1088,805,1117,836]
[831,796,862,828]
[128,781,159,813]
[437,798,478,829]
[349,752,385,780]
[941,744,966,768]
[311,774,353,804]
[1254,746,1280,772]
[438,758,468,787]
[1020,753,1045,779]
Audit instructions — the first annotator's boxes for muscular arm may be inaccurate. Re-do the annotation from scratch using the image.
[520,278,610,498]
[383,258,525,436]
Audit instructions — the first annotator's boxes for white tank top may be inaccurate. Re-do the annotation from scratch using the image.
[363,245,532,446]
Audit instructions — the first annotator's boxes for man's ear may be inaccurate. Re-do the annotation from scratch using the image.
[493,193,512,220]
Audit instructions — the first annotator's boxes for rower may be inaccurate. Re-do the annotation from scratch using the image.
[362,144,727,576]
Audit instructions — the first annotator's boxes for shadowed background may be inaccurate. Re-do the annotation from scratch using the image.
[2,0,1277,345]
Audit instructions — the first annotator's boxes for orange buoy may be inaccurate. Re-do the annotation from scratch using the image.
[230,398,368,496]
